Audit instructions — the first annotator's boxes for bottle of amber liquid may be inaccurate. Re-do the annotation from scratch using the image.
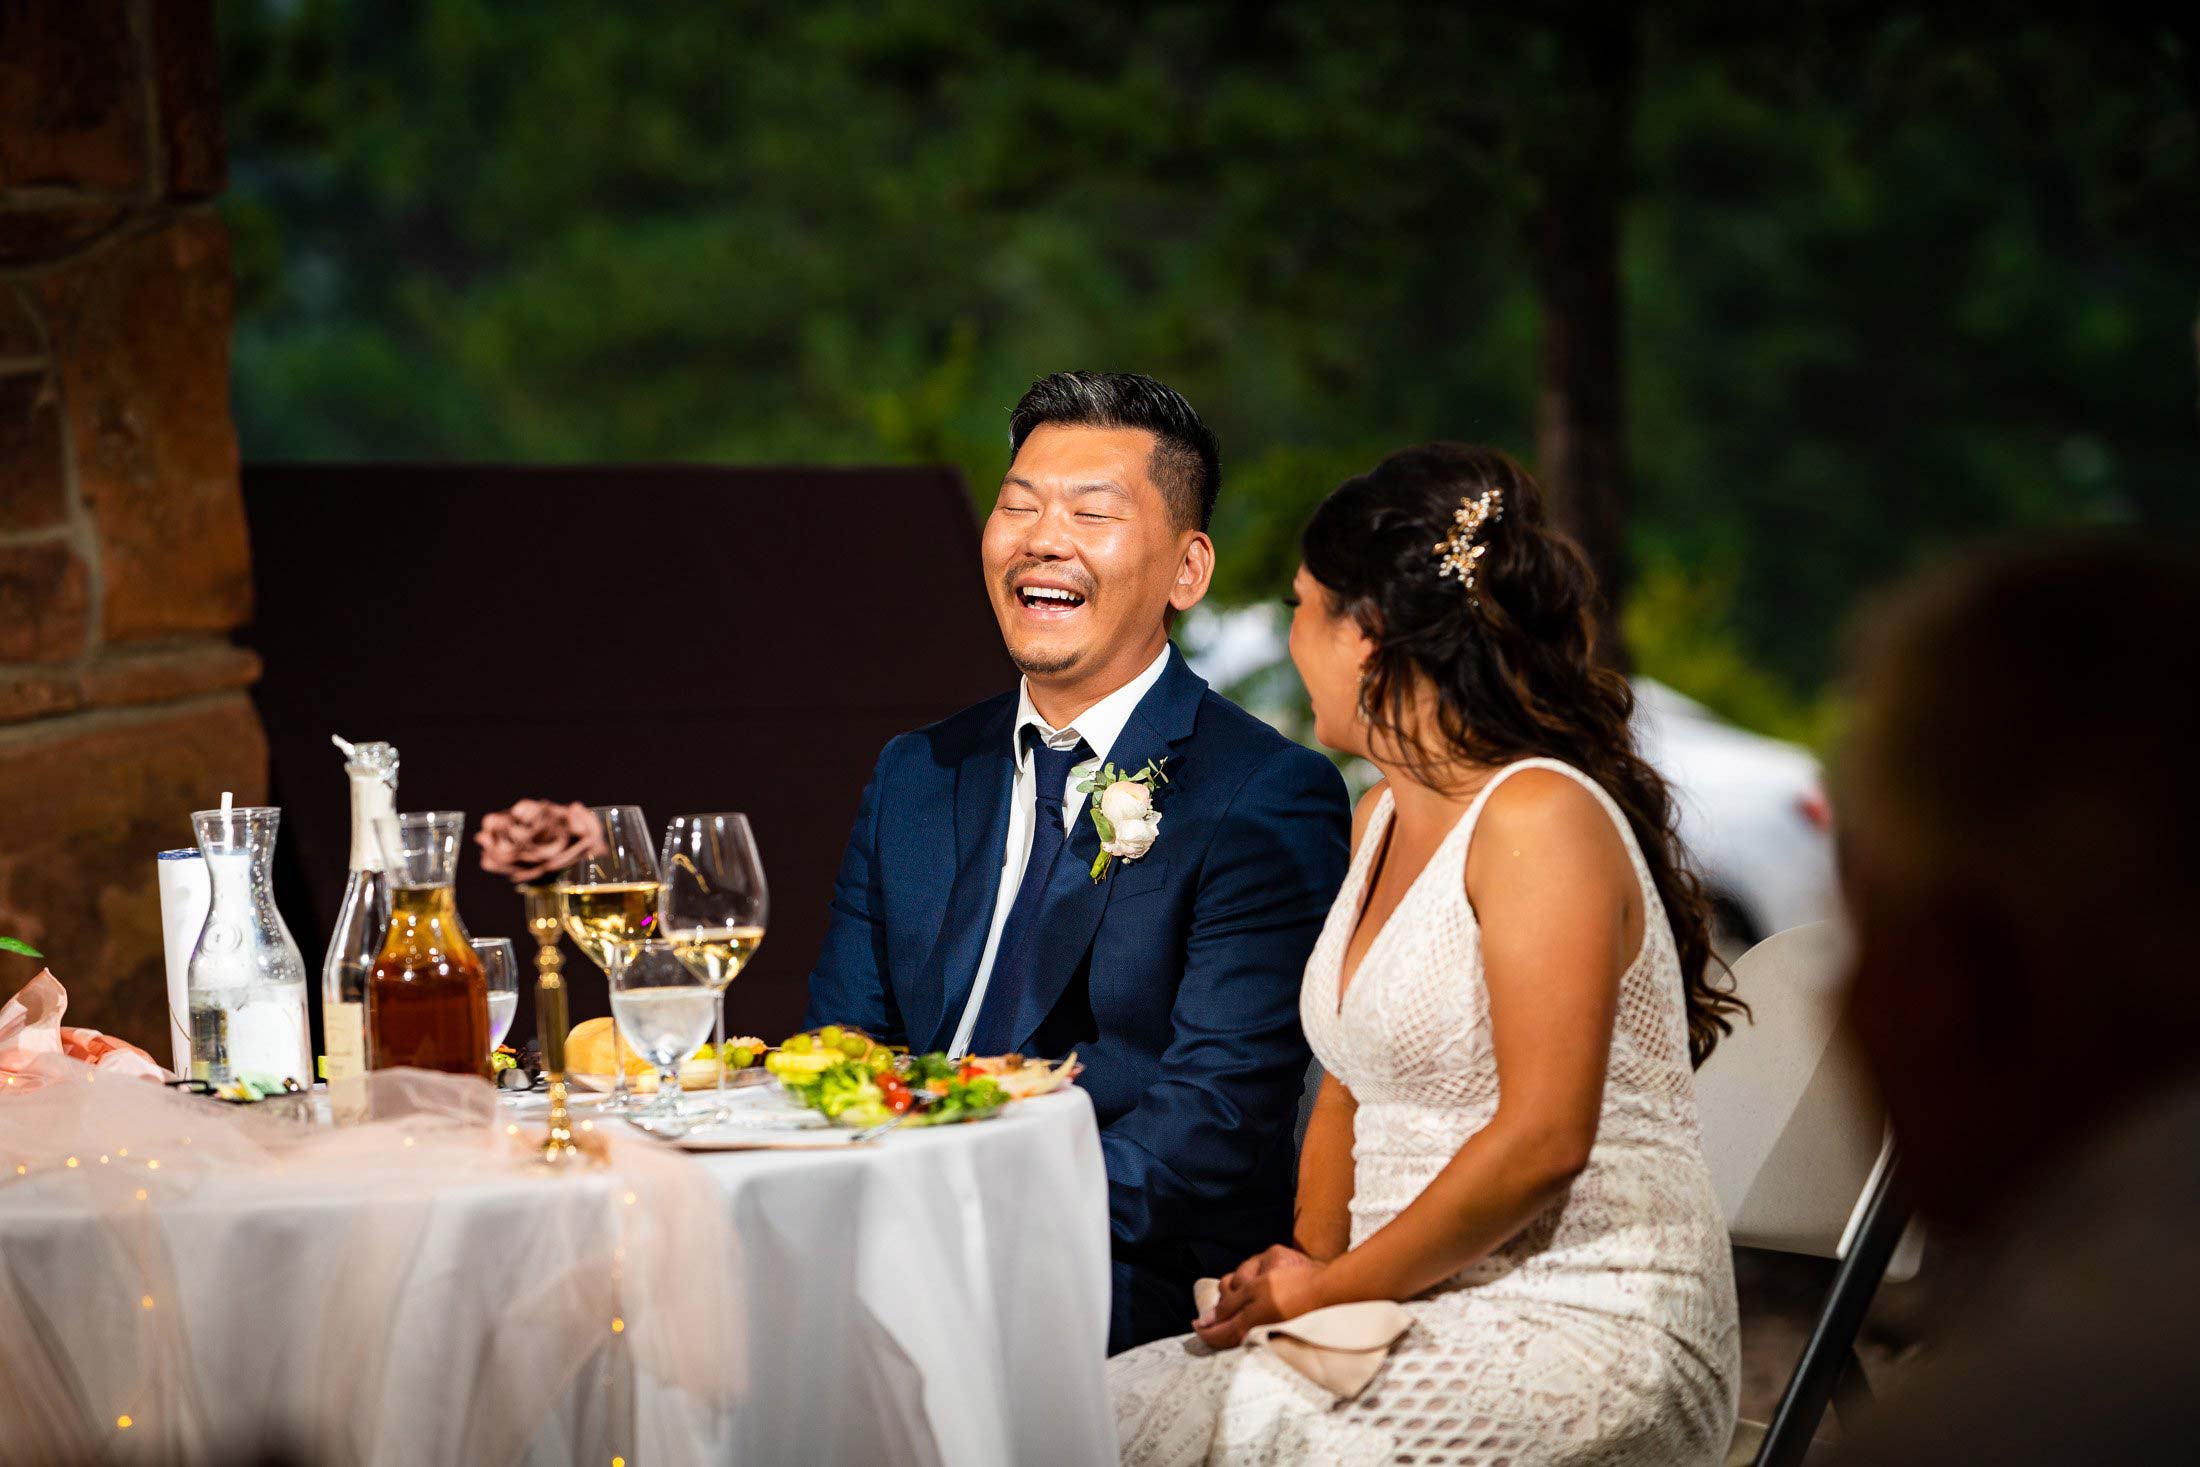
[368,811,491,1080]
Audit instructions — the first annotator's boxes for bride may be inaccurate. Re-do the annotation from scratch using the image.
[1112,445,1743,1465]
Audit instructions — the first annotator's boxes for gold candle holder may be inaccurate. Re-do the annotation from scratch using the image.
[521,883,599,1164]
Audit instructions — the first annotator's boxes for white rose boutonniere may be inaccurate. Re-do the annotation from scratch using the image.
[1076,757,1170,882]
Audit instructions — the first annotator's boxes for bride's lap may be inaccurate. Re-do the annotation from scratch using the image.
[1112,1295,1727,1467]
[1113,1331,1384,1467]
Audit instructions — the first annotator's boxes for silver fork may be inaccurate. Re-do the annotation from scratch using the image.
[852,1090,940,1142]
[851,1111,913,1143]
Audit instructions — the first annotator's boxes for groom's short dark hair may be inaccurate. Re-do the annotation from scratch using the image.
[1008,372,1221,532]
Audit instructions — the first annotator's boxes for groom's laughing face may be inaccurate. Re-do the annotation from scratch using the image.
[984,423,1204,683]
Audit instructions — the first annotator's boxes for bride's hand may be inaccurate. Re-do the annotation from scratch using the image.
[1194,1245,1325,1350]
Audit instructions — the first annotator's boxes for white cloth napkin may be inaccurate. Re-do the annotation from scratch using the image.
[1193,1278,1413,1400]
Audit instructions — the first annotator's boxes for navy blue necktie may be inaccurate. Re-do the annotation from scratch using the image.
[968,729,1090,1054]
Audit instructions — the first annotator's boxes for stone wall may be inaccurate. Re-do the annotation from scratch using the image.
[0,1,263,1052]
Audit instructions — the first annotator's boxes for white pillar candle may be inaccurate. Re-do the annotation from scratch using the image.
[156,849,209,1074]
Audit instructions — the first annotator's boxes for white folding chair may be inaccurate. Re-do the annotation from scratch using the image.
[1694,921,1921,1466]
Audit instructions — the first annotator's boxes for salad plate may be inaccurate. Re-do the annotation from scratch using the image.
[763,1026,1081,1130]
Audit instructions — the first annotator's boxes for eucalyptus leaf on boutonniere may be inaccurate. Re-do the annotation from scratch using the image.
[1076,757,1169,882]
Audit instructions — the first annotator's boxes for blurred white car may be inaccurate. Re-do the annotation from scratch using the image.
[1181,607,1840,953]
[1629,678,1839,953]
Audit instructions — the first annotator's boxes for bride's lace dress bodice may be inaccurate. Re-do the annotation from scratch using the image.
[1112,760,1739,1466]
[1307,764,1729,1317]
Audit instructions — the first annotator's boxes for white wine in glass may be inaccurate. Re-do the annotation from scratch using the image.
[555,805,660,1113]
[666,925,766,986]
[560,881,663,972]
[659,813,769,1110]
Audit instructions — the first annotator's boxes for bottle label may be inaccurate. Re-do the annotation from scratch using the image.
[349,777,397,871]
[324,1001,367,1083]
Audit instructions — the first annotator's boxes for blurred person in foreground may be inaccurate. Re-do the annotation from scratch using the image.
[1831,533,2200,1463]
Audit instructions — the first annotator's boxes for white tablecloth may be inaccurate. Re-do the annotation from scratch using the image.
[688,1089,1116,1467]
[0,1084,1117,1467]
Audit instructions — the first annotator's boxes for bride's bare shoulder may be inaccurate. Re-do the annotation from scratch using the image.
[1481,765,1597,817]
[1470,768,1631,886]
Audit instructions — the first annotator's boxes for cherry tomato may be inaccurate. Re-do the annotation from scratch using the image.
[886,1090,913,1114]
[958,1060,984,1083]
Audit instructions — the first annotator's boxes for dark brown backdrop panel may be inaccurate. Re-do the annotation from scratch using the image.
[241,463,1013,1049]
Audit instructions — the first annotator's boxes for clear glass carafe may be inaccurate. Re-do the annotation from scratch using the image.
[367,811,490,1079]
[187,806,313,1087]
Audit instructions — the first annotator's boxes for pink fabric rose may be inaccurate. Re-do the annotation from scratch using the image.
[474,800,607,884]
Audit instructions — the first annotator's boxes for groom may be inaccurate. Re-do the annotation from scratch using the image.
[806,371,1350,1352]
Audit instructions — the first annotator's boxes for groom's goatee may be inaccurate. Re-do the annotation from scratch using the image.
[1010,647,1081,676]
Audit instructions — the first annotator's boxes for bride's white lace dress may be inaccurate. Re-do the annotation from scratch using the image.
[1111,759,1739,1465]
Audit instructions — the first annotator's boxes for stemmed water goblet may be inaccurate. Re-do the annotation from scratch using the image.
[609,939,717,1136]
[476,934,518,1058]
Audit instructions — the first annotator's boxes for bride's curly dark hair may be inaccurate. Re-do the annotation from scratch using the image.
[1302,443,1746,1065]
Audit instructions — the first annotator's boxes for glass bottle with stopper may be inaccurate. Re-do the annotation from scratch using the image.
[368,811,491,1079]
[321,736,398,1084]
[187,801,314,1088]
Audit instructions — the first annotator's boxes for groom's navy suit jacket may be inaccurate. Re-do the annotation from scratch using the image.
[805,647,1350,1351]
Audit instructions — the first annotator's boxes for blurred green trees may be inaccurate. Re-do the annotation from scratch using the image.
[219,1,2196,736]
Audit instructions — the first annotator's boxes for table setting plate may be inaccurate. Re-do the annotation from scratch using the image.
[662,1124,866,1150]
[624,1083,861,1149]
[563,1061,773,1094]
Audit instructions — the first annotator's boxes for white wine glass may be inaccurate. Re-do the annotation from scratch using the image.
[659,813,769,1113]
[555,805,660,1113]
[610,939,716,1135]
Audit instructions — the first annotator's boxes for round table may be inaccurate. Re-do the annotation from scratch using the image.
[0,1082,1118,1467]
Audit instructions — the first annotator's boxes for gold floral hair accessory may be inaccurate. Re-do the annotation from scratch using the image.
[1433,487,1505,600]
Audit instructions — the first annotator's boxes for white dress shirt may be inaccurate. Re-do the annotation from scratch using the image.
[947,643,1174,1057]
